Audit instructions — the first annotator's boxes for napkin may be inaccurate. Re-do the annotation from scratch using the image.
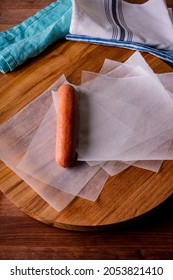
[1,0,173,74]
[66,0,173,66]
[0,0,72,73]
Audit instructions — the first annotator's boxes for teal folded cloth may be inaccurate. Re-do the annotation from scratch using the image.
[0,0,72,73]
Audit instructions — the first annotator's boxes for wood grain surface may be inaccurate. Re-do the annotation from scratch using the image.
[0,0,173,259]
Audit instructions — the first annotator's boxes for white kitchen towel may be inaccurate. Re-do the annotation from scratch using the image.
[66,0,173,65]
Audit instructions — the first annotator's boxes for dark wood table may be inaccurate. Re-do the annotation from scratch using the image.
[0,0,173,260]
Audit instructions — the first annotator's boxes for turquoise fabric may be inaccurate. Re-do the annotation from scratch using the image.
[0,0,72,73]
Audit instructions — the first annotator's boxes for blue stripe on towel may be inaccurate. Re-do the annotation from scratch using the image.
[66,34,173,67]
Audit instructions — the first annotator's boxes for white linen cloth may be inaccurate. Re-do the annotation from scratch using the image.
[67,0,173,65]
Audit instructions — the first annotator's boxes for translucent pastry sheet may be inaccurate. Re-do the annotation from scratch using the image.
[1,52,173,211]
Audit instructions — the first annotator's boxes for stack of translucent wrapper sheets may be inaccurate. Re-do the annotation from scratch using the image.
[0,52,173,211]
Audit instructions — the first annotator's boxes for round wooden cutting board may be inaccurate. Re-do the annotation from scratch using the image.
[0,42,173,231]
